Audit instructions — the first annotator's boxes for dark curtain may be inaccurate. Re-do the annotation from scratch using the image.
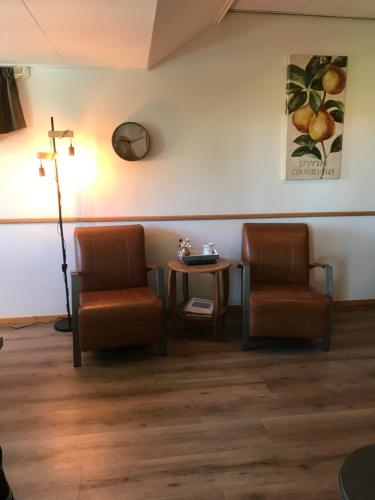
[0,67,26,134]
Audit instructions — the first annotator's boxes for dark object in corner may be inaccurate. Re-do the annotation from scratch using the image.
[339,444,375,499]
[0,67,26,134]
[0,446,14,500]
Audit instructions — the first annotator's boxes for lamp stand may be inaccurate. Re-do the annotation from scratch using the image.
[50,116,72,333]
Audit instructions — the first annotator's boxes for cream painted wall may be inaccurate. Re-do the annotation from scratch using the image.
[1,12,375,316]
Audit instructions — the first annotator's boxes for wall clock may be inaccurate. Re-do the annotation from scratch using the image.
[112,122,150,161]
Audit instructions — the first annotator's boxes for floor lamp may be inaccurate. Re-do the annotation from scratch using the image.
[37,117,75,332]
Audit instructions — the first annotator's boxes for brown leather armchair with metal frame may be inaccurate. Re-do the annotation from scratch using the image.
[240,223,333,351]
[71,224,167,367]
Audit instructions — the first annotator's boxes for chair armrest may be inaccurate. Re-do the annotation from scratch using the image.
[238,262,251,296]
[146,265,165,302]
[241,262,251,298]
[237,261,249,269]
[146,264,158,272]
[309,262,329,269]
[70,271,82,367]
[309,263,333,300]
[240,262,251,349]
[70,271,81,306]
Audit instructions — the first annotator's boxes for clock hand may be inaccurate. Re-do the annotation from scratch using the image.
[129,136,145,143]
[119,138,131,143]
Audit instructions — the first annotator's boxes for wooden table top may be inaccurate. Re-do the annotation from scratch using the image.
[168,258,231,274]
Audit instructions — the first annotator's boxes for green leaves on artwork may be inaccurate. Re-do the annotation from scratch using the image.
[311,63,330,82]
[309,91,321,113]
[287,64,309,87]
[330,135,343,153]
[288,91,307,114]
[325,100,345,112]
[332,56,348,68]
[286,56,346,115]
[330,109,344,123]
[292,146,322,160]
[310,79,323,91]
[292,135,321,160]
[305,56,331,80]
[286,82,304,94]
[293,134,315,149]
[287,56,331,91]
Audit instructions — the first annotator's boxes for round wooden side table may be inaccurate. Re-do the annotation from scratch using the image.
[168,258,231,337]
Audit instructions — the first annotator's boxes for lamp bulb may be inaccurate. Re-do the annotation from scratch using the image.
[68,138,75,156]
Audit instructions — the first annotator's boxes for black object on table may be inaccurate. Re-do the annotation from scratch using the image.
[339,444,375,499]
[180,254,219,266]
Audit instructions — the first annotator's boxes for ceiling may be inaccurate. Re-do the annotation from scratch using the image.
[1,0,374,71]
[0,0,233,69]
[231,0,375,19]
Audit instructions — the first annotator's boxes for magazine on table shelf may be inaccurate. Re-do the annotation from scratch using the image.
[183,297,213,316]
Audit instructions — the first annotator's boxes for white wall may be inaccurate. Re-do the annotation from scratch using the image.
[1,12,375,316]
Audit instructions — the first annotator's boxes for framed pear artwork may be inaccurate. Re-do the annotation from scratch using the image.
[285,55,347,180]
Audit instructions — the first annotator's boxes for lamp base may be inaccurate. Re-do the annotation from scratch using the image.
[54,318,72,332]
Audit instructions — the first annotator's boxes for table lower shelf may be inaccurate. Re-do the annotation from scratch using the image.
[175,302,226,321]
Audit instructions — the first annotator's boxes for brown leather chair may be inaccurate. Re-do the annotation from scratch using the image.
[71,224,166,366]
[240,223,332,351]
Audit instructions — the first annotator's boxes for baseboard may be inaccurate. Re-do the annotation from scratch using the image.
[226,305,242,314]
[332,299,375,311]
[0,314,64,327]
[228,301,375,313]
[1,299,374,327]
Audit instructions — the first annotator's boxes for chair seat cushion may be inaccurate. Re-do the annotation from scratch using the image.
[79,287,163,351]
[249,284,330,339]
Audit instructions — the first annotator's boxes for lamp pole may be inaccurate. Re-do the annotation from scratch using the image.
[50,116,72,332]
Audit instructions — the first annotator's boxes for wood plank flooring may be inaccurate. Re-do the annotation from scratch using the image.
[0,309,375,499]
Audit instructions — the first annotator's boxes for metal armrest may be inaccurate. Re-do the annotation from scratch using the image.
[146,264,158,272]
[70,271,81,307]
[146,265,165,302]
[237,261,249,269]
[70,271,82,367]
[146,265,167,356]
[240,262,251,350]
[309,263,333,300]
[309,262,328,269]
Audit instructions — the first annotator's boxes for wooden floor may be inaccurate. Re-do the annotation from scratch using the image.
[1,309,375,500]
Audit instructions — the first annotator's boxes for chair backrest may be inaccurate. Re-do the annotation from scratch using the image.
[74,224,147,292]
[241,223,309,285]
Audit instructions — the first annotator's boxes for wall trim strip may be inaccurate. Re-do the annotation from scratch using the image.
[1,211,375,224]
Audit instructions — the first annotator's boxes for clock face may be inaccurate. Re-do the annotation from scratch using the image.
[112,122,150,161]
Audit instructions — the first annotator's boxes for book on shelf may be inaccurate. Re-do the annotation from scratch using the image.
[183,297,213,316]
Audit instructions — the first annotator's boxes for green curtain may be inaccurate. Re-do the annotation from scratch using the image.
[0,67,26,133]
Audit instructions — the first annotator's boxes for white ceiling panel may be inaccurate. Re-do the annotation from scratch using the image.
[24,0,157,68]
[4,0,372,70]
[0,0,61,65]
[231,0,310,13]
[231,0,375,18]
[301,0,375,18]
[148,0,233,68]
